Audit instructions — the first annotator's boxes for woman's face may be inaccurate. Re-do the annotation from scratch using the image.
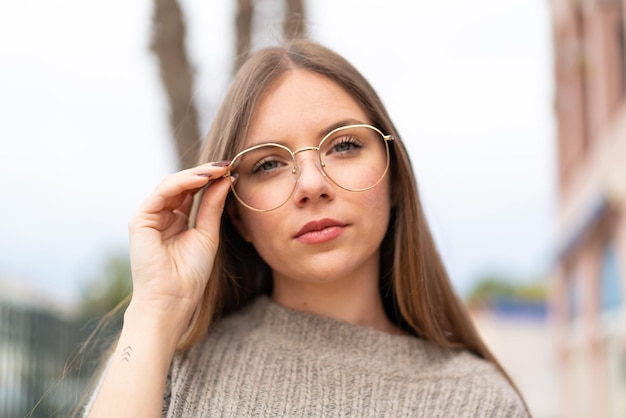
[231,69,392,287]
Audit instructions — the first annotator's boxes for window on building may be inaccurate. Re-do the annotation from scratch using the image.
[566,271,581,321]
[600,241,622,311]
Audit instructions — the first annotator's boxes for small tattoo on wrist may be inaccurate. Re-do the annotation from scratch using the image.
[121,345,133,362]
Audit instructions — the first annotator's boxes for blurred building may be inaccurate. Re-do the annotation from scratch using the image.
[549,0,626,417]
[470,301,558,417]
[0,278,92,418]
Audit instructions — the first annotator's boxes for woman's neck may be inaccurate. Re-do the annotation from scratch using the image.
[270,274,402,335]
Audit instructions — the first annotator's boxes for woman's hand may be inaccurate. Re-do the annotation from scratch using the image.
[87,162,234,418]
[127,161,232,319]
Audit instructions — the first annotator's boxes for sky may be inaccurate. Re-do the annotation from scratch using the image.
[0,0,556,306]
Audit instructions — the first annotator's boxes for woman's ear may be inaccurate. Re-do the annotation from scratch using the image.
[226,199,252,242]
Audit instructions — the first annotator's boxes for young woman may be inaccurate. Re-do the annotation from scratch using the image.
[85,40,529,417]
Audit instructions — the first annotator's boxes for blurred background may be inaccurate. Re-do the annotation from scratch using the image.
[0,0,624,417]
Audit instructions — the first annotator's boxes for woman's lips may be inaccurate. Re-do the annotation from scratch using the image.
[294,219,347,244]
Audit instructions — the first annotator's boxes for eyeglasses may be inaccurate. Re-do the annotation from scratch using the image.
[227,124,394,212]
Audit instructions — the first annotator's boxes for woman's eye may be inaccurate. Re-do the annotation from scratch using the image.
[330,136,362,154]
[252,158,283,174]
[334,142,354,152]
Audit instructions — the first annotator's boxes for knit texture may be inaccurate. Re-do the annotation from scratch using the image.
[164,296,528,417]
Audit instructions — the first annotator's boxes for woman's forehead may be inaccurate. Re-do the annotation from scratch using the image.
[243,70,370,147]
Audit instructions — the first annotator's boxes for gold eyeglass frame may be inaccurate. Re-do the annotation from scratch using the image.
[225,124,395,212]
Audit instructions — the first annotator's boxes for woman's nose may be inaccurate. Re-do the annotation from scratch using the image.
[291,156,335,207]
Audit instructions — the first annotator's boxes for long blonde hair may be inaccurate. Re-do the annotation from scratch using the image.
[180,39,525,407]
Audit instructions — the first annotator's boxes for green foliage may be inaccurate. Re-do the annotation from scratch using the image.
[77,253,132,321]
[466,274,547,306]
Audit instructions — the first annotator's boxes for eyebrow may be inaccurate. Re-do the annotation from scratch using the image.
[244,118,370,150]
[318,118,369,137]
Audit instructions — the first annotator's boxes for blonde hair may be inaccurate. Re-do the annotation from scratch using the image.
[179,39,526,408]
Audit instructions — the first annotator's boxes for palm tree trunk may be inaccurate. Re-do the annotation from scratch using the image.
[234,0,255,74]
[283,0,306,40]
[150,0,201,169]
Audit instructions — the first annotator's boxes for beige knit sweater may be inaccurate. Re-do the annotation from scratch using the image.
[162,296,528,417]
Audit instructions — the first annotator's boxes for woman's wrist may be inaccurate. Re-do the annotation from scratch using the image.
[87,301,187,418]
[123,299,196,352]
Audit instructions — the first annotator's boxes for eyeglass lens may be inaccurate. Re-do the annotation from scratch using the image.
[230,125,389,211]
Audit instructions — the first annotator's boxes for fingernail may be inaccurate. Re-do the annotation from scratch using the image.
[211,160,231,167]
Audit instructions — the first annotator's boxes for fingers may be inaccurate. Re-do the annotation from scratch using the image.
[174,192,194,217]
[195,176,233,232]
[169,193,194,227]
[138,162,231,216]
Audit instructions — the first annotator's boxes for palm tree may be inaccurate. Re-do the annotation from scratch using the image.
[151,0,306,169]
